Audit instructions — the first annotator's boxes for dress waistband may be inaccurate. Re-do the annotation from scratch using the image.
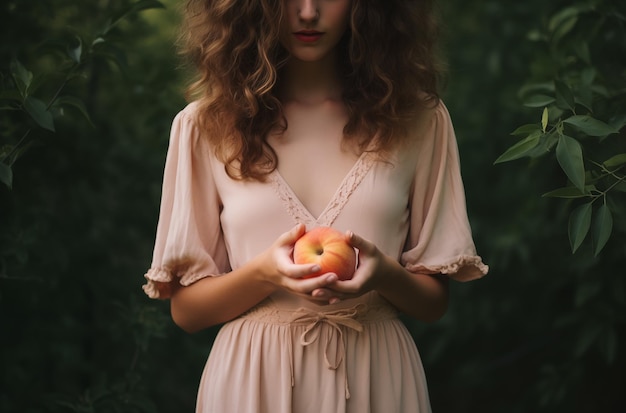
[239,299,399,325]
[238,299,399,400]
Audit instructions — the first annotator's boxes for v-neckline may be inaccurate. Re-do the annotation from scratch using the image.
[270,151,375,228]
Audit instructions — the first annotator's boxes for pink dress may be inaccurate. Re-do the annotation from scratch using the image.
[143,101,488,413]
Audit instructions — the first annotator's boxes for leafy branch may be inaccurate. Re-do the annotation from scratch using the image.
[494,0,626,256]
[0,0,165,189]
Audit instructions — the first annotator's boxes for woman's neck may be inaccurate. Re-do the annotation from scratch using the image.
[279,54,344,105]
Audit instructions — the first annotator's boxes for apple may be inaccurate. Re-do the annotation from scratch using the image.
[293,226,357,280]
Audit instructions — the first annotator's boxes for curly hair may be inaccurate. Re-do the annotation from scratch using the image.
[180,0,442,180]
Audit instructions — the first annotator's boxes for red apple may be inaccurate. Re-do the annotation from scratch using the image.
[293,227,357,280]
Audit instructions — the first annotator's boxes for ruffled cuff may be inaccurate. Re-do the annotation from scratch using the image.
[405,255,488,282]
[143,267,173,299]
[142,267,218,299]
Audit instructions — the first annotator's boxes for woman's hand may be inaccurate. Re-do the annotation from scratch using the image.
[258,224,340,303]
[170,223,344,331]
[311,230,449,321]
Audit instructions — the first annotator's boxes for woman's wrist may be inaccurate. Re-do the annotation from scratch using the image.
[248,252,281,292]
[372,254,405,294]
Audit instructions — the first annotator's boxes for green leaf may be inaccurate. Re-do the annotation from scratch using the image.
[523,94,555,108]
[568,202,592,253]
[10,58,33,97]
[547,4,589,45]
[518,81,554,98]
[548,6,581,33]
[511,123,541,137]
[592,204,612,256]
[552,16,578,44]
[555,80,576,112]
[527,29,544,41]
[542,186,593,198]
[67,36,83,64]
[92,37,105,47]
[54,96,93,125]
[541,107,549,132]
[609,114,626,132]
[615,182,626,193]
[556,135,585,192]
[592,84,609,98]
[0,162,12,189]
[494,131,541,164]
[563,115,618,137]
[575,89,593,112]
[580,67,596,86]
[603,153,626,169]
[24,96,55,132]
[104,0,165,35]
[576,68,595,111]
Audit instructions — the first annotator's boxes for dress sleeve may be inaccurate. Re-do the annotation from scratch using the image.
[143,107,230,299]
[400,102,488,281]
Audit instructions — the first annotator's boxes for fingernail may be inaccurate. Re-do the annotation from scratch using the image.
[312,265,321,272]
[329,298,340,305]
[327,274,338,282]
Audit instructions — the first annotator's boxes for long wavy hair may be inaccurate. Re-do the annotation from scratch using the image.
[180,0,442,180]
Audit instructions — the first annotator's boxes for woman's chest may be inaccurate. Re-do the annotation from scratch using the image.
[268,101,359,218]
[214,149,414,255]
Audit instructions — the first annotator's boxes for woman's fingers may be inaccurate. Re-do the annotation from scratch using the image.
[273,223,318,277]
[311,286,360,305]
[271,227,378,303]
[347,230,376,256]
[277,223,306,246]
[281,272,338,294]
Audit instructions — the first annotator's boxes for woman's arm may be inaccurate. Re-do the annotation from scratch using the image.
[170,224,340,333]
[316,231,449,322]
[373,258,449,322]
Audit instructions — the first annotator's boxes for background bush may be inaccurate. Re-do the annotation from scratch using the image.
[1,0,624,412]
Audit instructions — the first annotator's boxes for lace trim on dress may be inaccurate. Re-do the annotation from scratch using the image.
[270,152,376,228]
[317,152,376,227]
[405,255,489,282]
[270,173,317,227]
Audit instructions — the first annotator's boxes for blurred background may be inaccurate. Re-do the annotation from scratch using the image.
[1,0,624,412]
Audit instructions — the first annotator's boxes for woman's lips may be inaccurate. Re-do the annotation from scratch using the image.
[294,31,324,43]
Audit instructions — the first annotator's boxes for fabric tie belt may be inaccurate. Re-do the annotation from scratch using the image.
[239,299,398,400]
[288,305,365,399]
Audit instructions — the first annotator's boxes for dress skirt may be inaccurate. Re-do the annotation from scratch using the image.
[195,292,432,413]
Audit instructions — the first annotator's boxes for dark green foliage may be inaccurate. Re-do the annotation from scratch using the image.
[494,0,626,256]
[1,0,624,412]
[408,0,626,412]
[1,1,208,412]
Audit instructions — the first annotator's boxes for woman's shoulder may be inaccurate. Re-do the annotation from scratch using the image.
[411,97,450,127]
[174,100,203,126]
[168,100,215,153]
[401,98,453,145]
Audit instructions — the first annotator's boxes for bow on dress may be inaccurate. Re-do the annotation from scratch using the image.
[287,305,366,399]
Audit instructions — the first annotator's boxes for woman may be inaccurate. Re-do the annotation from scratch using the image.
[144,0,488,411]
